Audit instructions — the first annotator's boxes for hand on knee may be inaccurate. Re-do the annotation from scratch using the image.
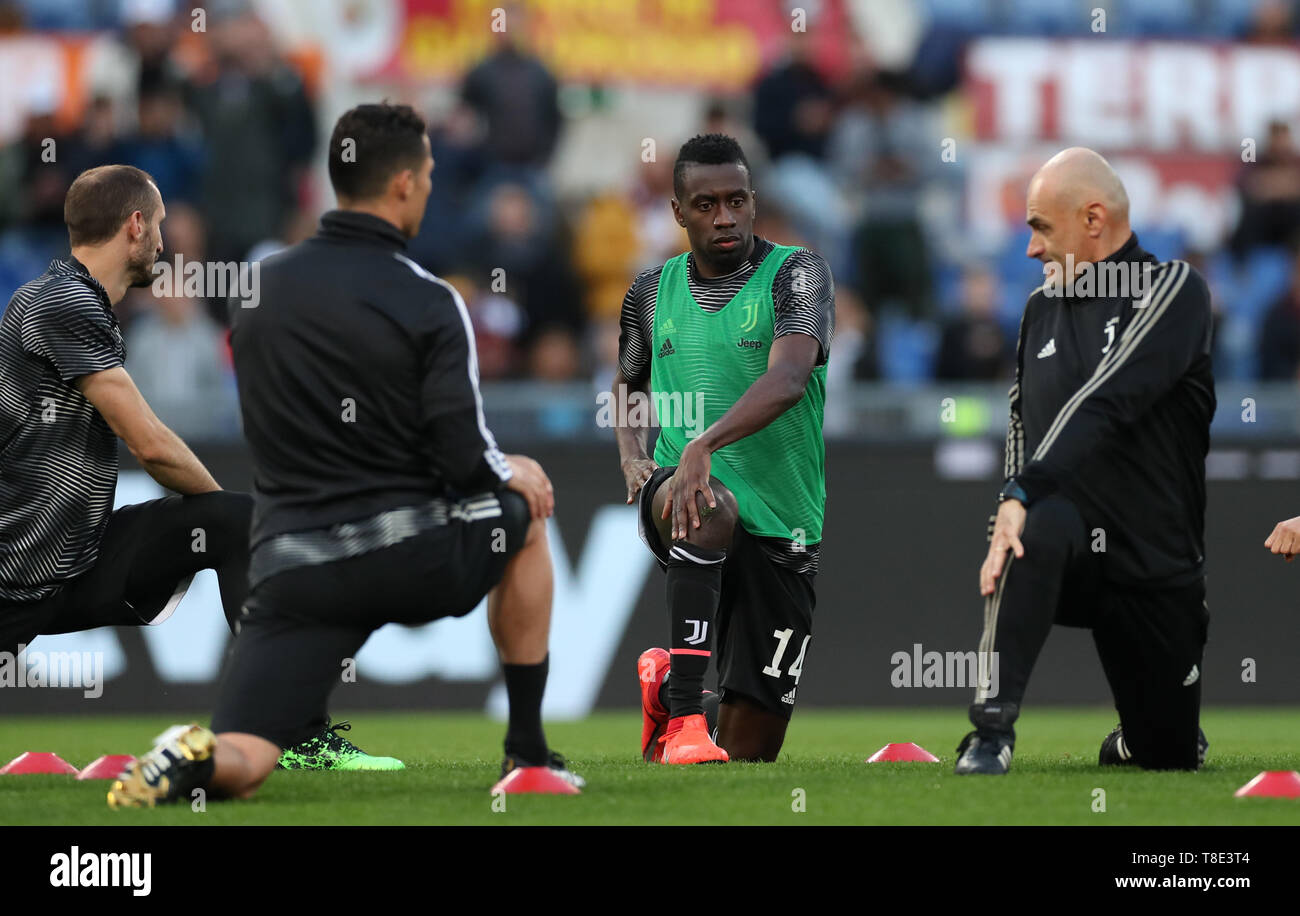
[655,477,738,552]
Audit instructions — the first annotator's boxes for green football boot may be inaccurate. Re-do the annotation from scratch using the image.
[276,720,405,771]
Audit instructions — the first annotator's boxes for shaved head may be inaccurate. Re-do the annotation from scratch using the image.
[1025,147,1132,271]
[1031,147,1129,220]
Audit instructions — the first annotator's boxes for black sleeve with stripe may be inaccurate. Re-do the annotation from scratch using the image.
[616,266,660,386]
[419,281,513,494]
[772,248,835,365]
[20,284,123,381]
[1004,300,1030,482]
[990,300,1031,541]
[1015,261,1210,504]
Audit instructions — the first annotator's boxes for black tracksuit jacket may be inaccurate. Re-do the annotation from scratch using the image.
[1004,234,1216,588]
[230,210,512,548]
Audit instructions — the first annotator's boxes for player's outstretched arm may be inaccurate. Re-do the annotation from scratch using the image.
[76,366,221,495]
[691,331,819,453]
[664,333,819,539]
[1264,515,1300,561]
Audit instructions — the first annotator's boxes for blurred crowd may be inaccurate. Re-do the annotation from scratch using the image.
[1,0,316,440]
[4,0,1300,442]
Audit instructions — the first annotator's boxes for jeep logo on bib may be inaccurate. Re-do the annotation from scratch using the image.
[737,337,763,349]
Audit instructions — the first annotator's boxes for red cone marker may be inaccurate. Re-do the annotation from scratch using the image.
[0,752,79,775]
[76,755,137,780]
[866,742,941,763]
[1234,770,1300,798]
[491,767,581,795]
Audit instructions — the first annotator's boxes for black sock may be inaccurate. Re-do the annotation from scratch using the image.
[502,655,549,764]
[702,690,720,738]
[658,677,722,737]
[665,543,724,719]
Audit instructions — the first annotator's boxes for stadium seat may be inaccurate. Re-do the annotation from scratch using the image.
[1232,246,1291,323]
[934,263,965,319]
[0,232,61,308]
[996,231,1049,323]
[1208,0,1266,39]
[16,0,119,31]
[1004,0,1089,36]
[1109,0,1200,38]
[1205,245,1291,380]
[877,313,940,383]
[920,0,997,32]
[1131,227,1186,262]
[1214,312,1258,381]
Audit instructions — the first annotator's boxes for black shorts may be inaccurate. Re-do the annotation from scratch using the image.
[638,466,816,720]
[0,491,252,655]
[210,489,530,748]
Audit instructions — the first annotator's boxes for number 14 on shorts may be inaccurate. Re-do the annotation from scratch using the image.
[763,628,810,681]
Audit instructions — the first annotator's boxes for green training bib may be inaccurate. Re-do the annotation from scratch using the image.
[650,244,826,545]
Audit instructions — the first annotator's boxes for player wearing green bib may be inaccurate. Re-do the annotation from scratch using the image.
[612,135,834,764]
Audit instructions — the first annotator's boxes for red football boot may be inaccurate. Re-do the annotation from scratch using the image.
[637,647,670,762]
[660,713,729,765]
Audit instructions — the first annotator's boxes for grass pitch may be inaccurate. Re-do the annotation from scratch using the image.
[0,707,1296,826]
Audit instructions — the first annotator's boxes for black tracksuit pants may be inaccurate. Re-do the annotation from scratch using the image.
[977,493,1208,770]
[0,491,252,655]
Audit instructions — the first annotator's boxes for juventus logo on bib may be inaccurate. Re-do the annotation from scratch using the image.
[738,302,759,333]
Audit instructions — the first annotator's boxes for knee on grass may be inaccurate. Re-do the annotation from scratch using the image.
[717,694,789,762]
[212,733,281,799]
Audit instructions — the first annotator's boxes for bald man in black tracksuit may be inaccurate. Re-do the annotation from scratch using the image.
[956,148,1215,775]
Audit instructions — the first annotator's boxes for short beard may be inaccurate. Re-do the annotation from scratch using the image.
[695,241,749,277]
[125,243,157,288]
